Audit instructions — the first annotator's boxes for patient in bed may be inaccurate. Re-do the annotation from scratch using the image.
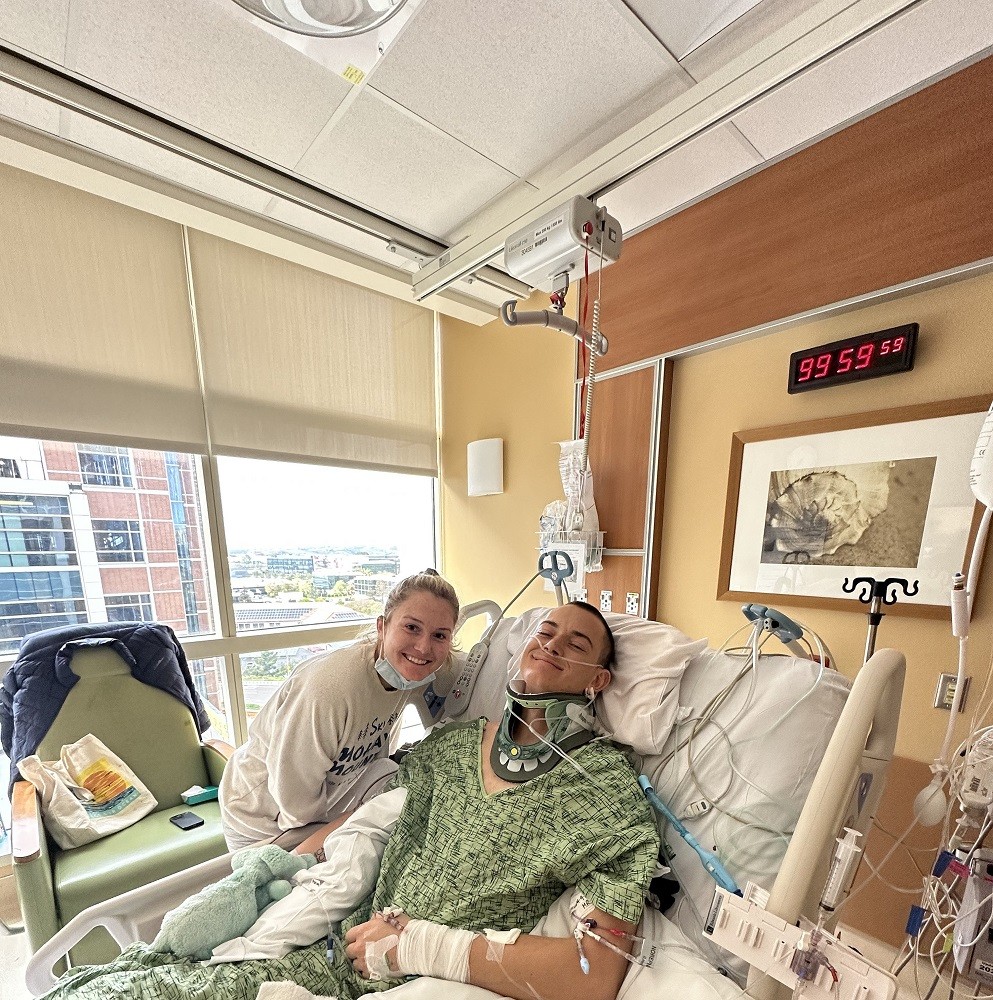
[40,602,660,1000]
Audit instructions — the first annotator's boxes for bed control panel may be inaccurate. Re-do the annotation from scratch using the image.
[703,887,897,1000]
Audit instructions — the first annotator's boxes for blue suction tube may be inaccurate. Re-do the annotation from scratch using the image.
[638,775,742,896]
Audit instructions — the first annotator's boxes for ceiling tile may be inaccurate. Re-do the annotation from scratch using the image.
[680,0,824,82]
[731,0,993,159]
[370,0,679,178]
[60,112,274,213]
[624,0,764,60]
[0,81,61,134]
[64,0,351,168]
[296,89,519,240]
[526,71,693,193]
[0,0,69,63]
[602,125,761,236]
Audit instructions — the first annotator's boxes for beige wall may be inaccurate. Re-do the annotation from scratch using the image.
[658,270,993,761]
[439,296,576,617]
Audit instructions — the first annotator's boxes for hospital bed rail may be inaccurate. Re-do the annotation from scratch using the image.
[24,852,234,995]
[24,648,906,998]
[747,646,906,1000]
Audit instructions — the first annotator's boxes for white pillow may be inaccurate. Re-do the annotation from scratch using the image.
[502,609,708,755]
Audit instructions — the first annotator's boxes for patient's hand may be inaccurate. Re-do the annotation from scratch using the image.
[344,912,409,979]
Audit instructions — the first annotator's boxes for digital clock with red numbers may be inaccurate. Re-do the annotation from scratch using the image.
[787,323,918,394]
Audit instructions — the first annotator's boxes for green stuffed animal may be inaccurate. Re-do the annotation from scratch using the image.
[150,844,317,960]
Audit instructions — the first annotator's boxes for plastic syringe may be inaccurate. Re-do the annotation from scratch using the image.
[819,828,863,912]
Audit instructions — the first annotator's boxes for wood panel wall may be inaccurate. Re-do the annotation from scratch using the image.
[599,55,993,370]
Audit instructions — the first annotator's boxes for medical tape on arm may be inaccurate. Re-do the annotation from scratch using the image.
[483,927,521,963]
[394,919,477,983]
[209,787,408,964]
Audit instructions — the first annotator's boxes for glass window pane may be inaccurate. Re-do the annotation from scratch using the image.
[239,642,344,726]
[105,593,154,622]
[93,519,144,563]
[189,656,232,744]
[0,436,215,654]
[216,457,436,636]
[77,444,134,488]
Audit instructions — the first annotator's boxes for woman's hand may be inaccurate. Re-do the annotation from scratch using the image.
[344,911,409,979]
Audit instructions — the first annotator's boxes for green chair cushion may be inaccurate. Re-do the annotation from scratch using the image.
[53,801,226,923]
[36,647,209,808]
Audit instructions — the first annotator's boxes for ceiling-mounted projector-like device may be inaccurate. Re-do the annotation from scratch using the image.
[504,196,622,292]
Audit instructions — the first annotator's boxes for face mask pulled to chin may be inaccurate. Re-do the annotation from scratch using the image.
[374,656,436,691]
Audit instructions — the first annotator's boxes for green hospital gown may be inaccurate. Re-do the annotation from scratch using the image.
[42,719,659,1000]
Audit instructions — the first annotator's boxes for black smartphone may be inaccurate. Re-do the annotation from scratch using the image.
[169,811,205,830]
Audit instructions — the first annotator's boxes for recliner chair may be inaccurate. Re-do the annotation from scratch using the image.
[10,641,232,967]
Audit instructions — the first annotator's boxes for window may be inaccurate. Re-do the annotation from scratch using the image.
[78,444,133,487]
[0,495,77,567]
[0,436,438,753]
[0,436,214,649]
[216,456,435,637]
[93,519,144,563]
[105,593,153,623]
[0,569,87,653]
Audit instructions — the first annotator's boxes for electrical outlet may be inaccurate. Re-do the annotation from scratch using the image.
[934,673,970,711]
[599,590,612,613]
[575,588,588,602]
[626,592,640,616]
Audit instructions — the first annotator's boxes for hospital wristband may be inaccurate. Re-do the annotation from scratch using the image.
[394,918,477,983]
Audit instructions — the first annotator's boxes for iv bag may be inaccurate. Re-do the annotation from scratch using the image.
[559,440,600,535]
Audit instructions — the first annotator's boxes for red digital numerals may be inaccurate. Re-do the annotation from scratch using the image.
[795,336,903,382]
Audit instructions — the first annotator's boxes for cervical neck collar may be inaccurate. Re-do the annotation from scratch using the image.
[491,684,596,782]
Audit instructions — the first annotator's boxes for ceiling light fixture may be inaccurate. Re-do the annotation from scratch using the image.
[231,0,409,38]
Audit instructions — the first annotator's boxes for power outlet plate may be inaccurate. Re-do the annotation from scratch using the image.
[626,592,639,616]
[575,588,588,602]
[599,590,612,613]
[935,673,970,711]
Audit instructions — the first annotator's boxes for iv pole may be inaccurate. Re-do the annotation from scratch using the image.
[842,575,920,662]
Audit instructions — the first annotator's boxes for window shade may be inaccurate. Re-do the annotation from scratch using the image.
[188,231,438,474]
[0,164,208,453]
[0,165,438,476]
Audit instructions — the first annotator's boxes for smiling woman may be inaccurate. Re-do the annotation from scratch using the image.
[218,570,460,851]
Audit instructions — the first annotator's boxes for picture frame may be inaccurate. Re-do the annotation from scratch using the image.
[717,396,990,618]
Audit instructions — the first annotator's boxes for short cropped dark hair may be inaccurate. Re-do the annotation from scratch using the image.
[570,600,615,671]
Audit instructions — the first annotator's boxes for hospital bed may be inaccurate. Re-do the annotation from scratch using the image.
[22,607,905,1000]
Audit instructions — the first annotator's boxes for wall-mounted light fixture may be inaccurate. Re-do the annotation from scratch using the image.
[467,438,504,497]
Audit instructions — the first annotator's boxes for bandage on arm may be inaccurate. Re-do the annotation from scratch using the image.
[209,787,407,963]
[393,920,478,982]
